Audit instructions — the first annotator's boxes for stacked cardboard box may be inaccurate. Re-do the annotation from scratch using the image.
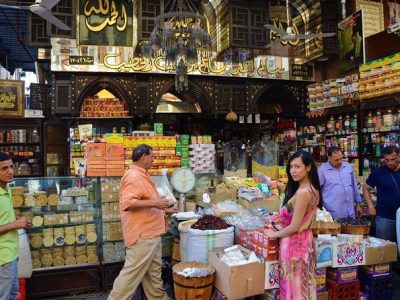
[80,97,128,118]
[86,143,106,177]
[105,144,125,176]
[189,144,215,173]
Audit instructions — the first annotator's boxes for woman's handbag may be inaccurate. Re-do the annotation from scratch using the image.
[17,229,33,278]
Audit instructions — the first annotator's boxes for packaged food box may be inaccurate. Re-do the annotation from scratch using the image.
[327,266,358,283]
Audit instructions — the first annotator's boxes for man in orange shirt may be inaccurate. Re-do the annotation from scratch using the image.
[109,144,176,300]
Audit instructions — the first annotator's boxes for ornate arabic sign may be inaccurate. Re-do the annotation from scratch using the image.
[51,38,315,80]
[0,80,24,118]
[355,0,384,38]
[78,0,133,47]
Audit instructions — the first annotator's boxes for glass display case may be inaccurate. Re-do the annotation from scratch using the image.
[11,177,100,270]
[100,177,125,263]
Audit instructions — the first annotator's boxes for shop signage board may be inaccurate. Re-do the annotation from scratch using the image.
[0,80,24,118]
[338,10,365,74]
[355,0,384,38]
[291,64,314,78]
[78,0,133,47]
[51,38,315,81]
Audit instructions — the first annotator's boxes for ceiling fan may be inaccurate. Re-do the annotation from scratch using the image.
[0,0,71,31]
[264,0,335,40]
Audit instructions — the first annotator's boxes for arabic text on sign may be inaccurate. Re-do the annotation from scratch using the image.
[84,0,128,32]
[0,93,16,108]
[69,56,95,65]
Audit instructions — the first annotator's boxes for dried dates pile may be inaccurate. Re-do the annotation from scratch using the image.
[191,215,231,230]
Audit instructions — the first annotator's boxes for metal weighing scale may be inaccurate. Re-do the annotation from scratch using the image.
[170,167,196,212]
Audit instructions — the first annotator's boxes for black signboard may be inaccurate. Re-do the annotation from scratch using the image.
[291,64,314,78]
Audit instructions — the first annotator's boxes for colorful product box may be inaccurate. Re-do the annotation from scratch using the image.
[181,147,189,158]
[359,263,390,276]
[252,228,279,261]
[316,243,333,268]
[332,242,365,267]
[327,266,358,283]
[180,159,190,167]
[265,260,280,290]
[154,123,163,135]
[316,268,327,292]
[105,133,124,144]
[180,134,190,145]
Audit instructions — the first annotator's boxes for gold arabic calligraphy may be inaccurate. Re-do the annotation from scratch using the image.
[269,18,300,47]
[103,53,285,77]
[84,0,127,32]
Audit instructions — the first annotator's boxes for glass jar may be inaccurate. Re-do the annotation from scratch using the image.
[17,162,31,176]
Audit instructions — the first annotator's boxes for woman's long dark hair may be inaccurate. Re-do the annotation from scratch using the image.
[282,150,323,209]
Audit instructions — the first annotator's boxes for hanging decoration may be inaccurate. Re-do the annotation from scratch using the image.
[143,0,212,92]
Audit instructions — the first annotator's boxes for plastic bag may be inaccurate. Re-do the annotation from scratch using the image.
[18,229,33,278]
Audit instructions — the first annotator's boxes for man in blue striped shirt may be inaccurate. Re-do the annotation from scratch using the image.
[318,147,363,219]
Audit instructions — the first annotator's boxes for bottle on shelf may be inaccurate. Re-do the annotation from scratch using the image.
[344,114,351,132]
[375,109,382,128]
[396,108,400,129]
[350,113,357,132]
[366,111,373,129]
[31,128,40,143]
[327,116,335,133]
[383,109,393,128]
[335,115,343,132]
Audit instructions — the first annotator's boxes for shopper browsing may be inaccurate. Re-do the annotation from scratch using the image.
[0,152,31,300]
[266,150,322,299]
[108,144,176,300]
[318,147,363,219]
[363,145,400,242]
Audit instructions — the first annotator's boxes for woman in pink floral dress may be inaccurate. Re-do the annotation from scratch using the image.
[266,150,322,300]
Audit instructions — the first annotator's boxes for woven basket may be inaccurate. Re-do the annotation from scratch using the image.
[312,221,341,235]
[341,224,370,235]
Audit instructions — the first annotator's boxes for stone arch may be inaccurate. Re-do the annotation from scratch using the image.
[153,78,214,115]
[75,76,132,115]
[249,83,302,117]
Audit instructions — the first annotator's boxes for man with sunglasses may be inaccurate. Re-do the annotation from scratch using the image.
[363,145,400,242]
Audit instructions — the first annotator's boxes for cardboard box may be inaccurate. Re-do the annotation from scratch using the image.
[106,144,124,157]
[264,260,279,290]
[364,242,397,265]
[85,143,106,157]
[87,170,106,177]
[237,196,281,212]
[86,157,106,164]
[332,242,366,268]
[208,246,265,300]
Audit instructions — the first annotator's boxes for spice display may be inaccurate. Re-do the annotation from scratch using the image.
[191,215,231,230]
